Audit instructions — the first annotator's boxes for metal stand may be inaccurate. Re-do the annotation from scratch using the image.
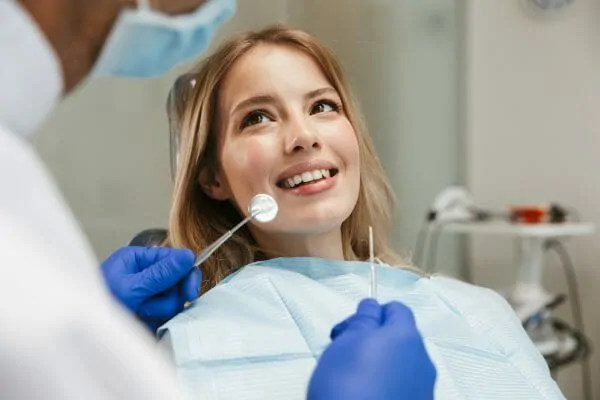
[430,222,595,363]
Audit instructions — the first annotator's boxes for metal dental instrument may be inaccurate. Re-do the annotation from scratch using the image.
[369,226,377,299]
[193,194,279,268]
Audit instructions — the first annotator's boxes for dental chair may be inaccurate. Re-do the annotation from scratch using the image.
[128,228,168,247]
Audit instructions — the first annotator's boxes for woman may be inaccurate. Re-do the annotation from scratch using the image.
[159,25,565,400]
[166,23,405,291]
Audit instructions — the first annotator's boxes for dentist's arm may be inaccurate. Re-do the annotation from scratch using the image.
[308,299,437,400]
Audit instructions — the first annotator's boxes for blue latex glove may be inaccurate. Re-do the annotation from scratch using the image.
[100,246,201,332]
[308,299,436,400]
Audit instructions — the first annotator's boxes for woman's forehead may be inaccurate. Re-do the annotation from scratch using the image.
[219,44,333,106]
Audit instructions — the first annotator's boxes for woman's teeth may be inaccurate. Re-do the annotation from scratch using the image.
[282,169,333,188]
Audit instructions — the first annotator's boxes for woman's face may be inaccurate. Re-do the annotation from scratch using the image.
[210,44,360,236]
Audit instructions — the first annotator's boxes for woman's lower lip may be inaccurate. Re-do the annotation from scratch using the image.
[282,174,338,195]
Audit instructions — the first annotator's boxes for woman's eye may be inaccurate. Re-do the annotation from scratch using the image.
[311,100,340,115]
[240,111,272,129]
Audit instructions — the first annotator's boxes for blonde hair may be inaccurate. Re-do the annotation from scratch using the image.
[167,24,407,292]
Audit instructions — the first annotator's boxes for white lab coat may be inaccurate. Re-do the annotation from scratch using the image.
[0,2,186,399]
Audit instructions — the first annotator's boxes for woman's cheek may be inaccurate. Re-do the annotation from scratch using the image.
[223,138,277,187]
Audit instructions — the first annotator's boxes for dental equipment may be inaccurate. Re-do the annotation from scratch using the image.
[420,186,594,396]
[369,226,377,299]
[193,194,278,268]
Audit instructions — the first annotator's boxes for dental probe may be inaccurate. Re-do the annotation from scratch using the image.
[369,226,377,299]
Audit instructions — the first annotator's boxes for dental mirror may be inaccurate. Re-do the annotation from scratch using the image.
[193,194,278,268]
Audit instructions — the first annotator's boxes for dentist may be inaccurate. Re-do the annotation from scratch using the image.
[0,0,436,399]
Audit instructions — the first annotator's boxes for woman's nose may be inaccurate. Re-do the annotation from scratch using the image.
[284,119,321,154]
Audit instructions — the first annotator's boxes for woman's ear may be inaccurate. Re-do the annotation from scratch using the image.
[199,167,229,200]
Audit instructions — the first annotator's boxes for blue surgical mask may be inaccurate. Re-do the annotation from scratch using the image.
[92,0,236,78]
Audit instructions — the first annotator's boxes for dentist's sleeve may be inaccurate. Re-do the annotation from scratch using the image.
[0,1,190,398]
[0,212,189,400]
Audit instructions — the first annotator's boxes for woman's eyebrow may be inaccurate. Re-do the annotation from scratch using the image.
[231,95,275,116]
[305,87,337,101]
[230,87,338,116]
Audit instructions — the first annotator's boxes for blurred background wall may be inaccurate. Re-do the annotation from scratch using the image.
[33,0,599,397]
[465,1,600,398]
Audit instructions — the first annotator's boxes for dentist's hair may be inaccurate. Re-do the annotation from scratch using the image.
[167,25,409,292]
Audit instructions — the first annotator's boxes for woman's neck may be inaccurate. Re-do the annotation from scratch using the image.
[251,228,346,260]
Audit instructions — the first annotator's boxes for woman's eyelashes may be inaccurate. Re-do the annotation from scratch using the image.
[310,99,342,115]
[238,98,343,131]
[240,110,272,130]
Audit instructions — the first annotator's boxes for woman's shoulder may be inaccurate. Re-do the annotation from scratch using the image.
[423,274,535,351]
[426,274,515,315]
[428,273,498,293]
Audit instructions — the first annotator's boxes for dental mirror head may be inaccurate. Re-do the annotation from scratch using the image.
[248,194,278,223]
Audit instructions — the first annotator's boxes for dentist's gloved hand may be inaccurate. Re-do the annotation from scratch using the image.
[100,246,201,332]
[308,299,436,400]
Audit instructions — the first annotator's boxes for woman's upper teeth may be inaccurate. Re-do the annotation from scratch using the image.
[286,169,331,188]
